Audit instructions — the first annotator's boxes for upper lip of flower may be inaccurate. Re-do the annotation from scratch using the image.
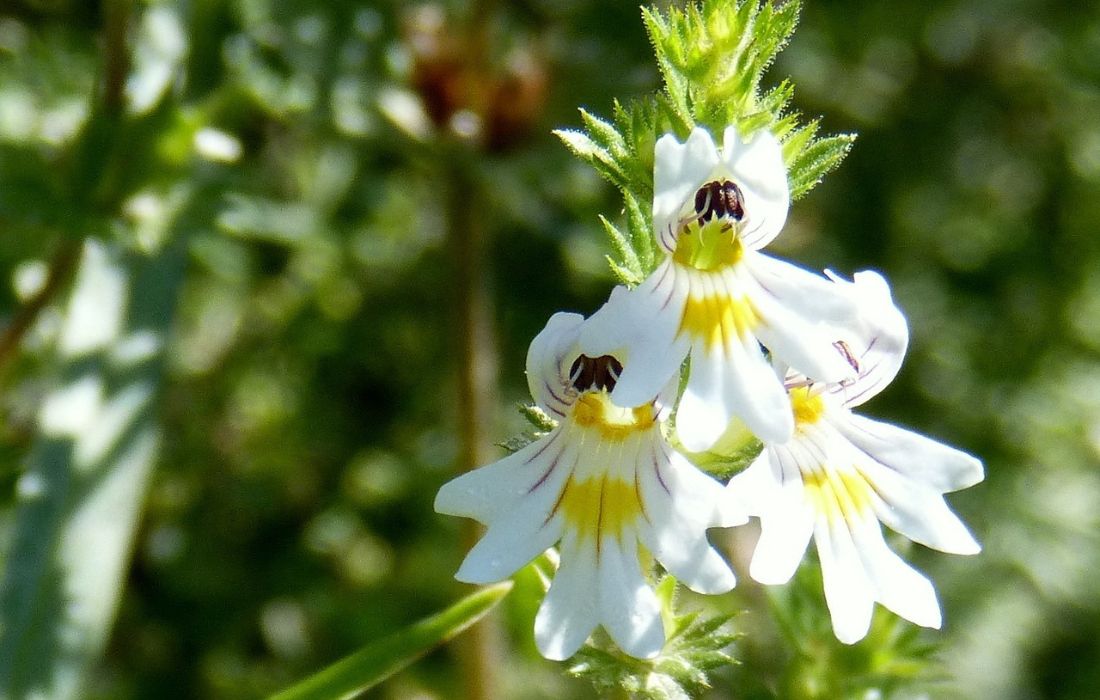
[789,269,911,409]
[653,125,790,255]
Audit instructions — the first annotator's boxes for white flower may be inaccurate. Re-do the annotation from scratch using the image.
[580,126,860,452]
[728,272,984,644]
[435,312,744,661]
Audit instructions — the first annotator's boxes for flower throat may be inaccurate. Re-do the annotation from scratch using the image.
[671,180,746,272]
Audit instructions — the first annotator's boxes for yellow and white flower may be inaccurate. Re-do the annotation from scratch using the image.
[435,312,744,660]
[581,126,860,452]
[728,272,984,644]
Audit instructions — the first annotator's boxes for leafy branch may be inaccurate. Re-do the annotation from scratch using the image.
[556,0,855,283]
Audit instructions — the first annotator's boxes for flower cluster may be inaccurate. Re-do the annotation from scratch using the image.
[436,125,983,659]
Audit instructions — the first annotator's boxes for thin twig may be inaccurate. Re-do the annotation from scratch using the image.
[0,240,82,377]
[102,0,133,113]
[0,0,135,374]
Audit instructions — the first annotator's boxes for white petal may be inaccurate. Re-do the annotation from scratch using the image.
[534,533,600,660]
[677,332,793,451]
[836,413,984,493]
[721,126,789,250]
[851,520,942,629]
[614,333,690,411]
[751,510,814,585]
[745,455,815,585]
[597,534,665,659]
[748,253,862,324]
[724,451,778,518]
[815,516,875,644]
[822,270,909,407]
[580,266,689,408]
[638,444,739,593]
[653,128,720,250]
[439,431,576,583]
[456,510,564,583]
[652,373,681,421]
[525,312,584,417]
[434,428,570,522]
[854,453,981,555]
[742,259,859,385]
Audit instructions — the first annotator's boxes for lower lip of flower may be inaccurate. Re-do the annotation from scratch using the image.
[678,288,760,350]
[571,392,654,441]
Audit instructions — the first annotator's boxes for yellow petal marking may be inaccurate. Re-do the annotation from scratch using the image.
[672,219,744,272]
[678,290,760,350]
[572,392,654,442]
[803,467,872,525]
[559,474,643,544]
[789,387,826,427]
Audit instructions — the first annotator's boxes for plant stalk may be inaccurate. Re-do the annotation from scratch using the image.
[446,152,503,700]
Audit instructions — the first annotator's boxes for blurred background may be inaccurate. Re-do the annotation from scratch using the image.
[0,0,1098,698]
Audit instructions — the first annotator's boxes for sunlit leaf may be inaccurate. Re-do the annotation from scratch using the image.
[0,236,186,699]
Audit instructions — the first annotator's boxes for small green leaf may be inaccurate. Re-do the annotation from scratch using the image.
[600,214,642,275]
[624,190,657,273]
[608,256,645,286]
[788,133,857,200]
[553,129,632,192]
[497,433,542,453]
[499,405,558,453]
[269,583,512,700]
[519,403,558,432]
[580,109,629,160]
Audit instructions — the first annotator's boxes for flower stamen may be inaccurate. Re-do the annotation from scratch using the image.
[693,179,745,225]
[569,354,623,393]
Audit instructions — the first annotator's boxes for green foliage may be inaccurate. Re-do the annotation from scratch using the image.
[0,0,1096,698]
[498,404,559,453]
[763,563,944,700]
[269,582,512,700]
[556,0,854,282]
[685,427,763,482]
[568,577,738,700]
[644,0,799,133]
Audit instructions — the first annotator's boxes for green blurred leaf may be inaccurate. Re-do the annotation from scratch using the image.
[269,582,512,700]
[0,235,187,699]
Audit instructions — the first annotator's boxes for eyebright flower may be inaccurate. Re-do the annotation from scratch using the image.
[435,312,744,660]
[580,126,861,452]
[727,272,984,644]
